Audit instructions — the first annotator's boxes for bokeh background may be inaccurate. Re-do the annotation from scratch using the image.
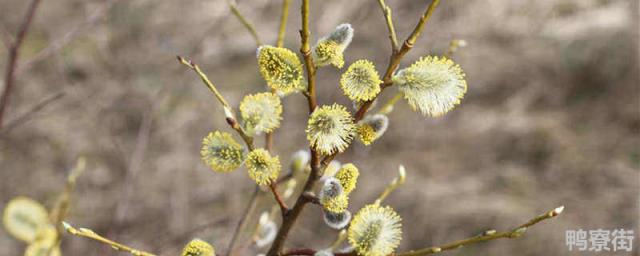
[1,0,638,255]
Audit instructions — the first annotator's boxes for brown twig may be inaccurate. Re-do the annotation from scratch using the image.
[269,182,290,216]
[0,0,43,128]
[16,0,118,76]
[1,91,65,132]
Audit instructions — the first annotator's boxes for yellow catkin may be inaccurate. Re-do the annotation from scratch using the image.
[200,131,245,172]
[340,60,382,101]
[306,104,356,155]
[181,239,215,256]
[335,163,359,194]
[348,204,402,256]
[246,149,281,186]
[321,194,349,214]
[257,46,304,94]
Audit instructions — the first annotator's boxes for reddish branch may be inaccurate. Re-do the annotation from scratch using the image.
[0,0,43,128]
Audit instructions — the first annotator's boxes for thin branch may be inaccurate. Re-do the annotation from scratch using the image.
[0,0,43,128]
[396,206,565,256]
[276,0,291,47]
[376,92,402,115]
[1,91,65,132]
[228,0,262,47]
[373,165,406,205]
[63,222,156,256]
[269,182,290,216]
[376,0,399,51]
[16,0,118,76]
[226,186,259,256]
[177,56,255,150]
[281,206,564,256]
[444,39,467,59]
[299,0,316,112]
[0,23,13,49]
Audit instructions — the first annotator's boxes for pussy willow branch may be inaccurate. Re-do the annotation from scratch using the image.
[178,56,267,256]
[266,1,320,255]
[282,206,564,256]
[225,1,291,253]
[63,222,156,256]
[354,0,440,121]
[321,0,441,168]
[228,0,263,47]
[0,0,43,128]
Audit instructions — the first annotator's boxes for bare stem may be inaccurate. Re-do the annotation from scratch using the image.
[226,186,260,256]
[63,222,156,256]
[376,0,399,51]
[376,92,403,116]
[0,0,43,128]
[276,0,291,47]
[373,165,406,205]
[228,0,263,47]
[1,91,65,133]
[396,206,565,256]
[177,56,255,150]
[269,182,290,216]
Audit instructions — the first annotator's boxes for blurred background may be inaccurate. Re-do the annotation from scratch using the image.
[0,0,638,255]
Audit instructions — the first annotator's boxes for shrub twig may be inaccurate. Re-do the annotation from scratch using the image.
[0,0,43,128]
[281,206,564,256]
[63,222,156,256]
[227,0,263,47]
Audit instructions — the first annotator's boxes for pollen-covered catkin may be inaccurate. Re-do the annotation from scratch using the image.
[307,104,356,155]
[392,56,467,117]
[200,131,245,173]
